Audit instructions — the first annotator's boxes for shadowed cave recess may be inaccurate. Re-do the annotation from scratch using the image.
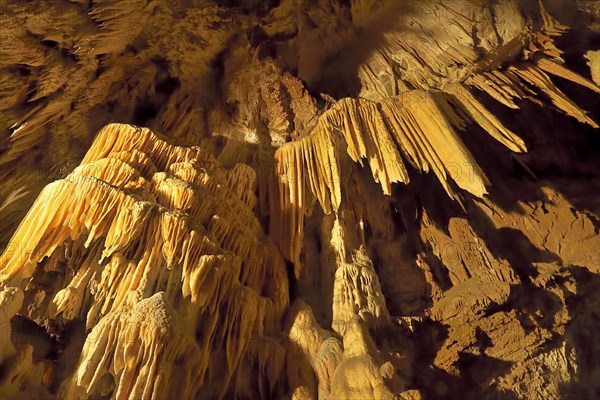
[1,0,600,399]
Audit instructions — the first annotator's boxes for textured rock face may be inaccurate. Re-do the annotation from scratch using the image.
[1,123,289,399]
[1,1,599,399]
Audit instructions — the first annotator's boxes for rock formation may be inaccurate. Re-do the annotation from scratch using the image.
[1,0,599,399]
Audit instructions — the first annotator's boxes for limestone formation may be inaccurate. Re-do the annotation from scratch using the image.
[1,1,599,399]
[1,124,288,399]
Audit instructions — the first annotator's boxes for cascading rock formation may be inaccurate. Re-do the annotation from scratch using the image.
[1,0,600,399]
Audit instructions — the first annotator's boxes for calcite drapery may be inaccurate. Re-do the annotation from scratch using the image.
[0,123,289,399]
[271,0,600,267]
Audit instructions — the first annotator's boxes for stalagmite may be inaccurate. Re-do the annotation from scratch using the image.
[286,300,342,400]
[329,317,404,399]
[327,212,391,335]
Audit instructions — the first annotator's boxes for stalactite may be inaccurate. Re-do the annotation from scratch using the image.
[273,46,599,269]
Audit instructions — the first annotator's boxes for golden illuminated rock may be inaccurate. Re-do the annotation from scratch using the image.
[0,1,599,399]
[1,124,288,398]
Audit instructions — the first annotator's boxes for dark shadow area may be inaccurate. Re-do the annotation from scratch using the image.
[454,99,549,214]
[372,240,436,316]
[284,258,297,302]
[409,320,520,400]
[503,283,564,332]
[132,97,160,126]
[218,0,281,17]
[309,2,424,99]
[460,25,600,219]
[10,314,57,362]
[466,202,562,281]
[456,352,515,399]
[47,319,88,395]
[409,319,455,399]
[395,166,466,235]
[559,266,600,399]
